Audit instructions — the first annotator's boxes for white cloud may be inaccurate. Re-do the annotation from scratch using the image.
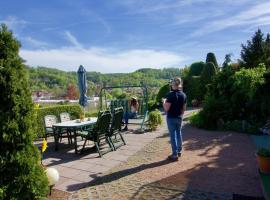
[64,31,83,48]
[24,37,49,48]
[0,16,28,32]
[20,47,187,73]
[192,1,270,36]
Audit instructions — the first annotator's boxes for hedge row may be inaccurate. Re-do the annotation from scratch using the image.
[35,105,83,137]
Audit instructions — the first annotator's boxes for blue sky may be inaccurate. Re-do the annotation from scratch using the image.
[1,0,270,73]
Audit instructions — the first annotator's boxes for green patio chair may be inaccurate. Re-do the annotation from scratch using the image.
[80,110,113,157]
[108,107,126,150]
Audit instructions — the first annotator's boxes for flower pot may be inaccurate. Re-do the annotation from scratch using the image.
[256,155,270,174]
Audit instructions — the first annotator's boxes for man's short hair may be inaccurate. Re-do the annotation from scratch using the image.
[171,77,182,88]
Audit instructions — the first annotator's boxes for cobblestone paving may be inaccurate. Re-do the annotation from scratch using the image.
[70,132,232,200]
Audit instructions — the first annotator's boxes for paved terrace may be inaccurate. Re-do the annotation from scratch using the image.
[38,108,264,199]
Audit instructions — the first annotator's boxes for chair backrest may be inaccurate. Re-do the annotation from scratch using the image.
[110,107,124,135]
[94,110,112,139]
[44,115,57,128]
[60,112,71,122]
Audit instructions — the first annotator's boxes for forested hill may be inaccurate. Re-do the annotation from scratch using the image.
[26,66,181,96]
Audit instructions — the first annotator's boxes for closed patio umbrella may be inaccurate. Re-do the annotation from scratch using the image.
[77,65,88,111]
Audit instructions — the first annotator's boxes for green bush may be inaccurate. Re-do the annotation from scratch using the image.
[85,111,98,117]
[0,24,49,199]
[225,120,243,132]
[257,148,270,157]
[189,112,204,128]
[148,109,162,131]
[36,105,82,137]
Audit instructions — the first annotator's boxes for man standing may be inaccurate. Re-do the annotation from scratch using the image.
[163,77,187,161]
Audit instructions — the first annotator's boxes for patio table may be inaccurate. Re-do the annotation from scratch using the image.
[53,117,97,154]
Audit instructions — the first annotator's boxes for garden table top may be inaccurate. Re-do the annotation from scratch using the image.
[52,117,97,154]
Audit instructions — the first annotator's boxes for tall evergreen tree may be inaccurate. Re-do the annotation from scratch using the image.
[206,52,219,69]
[240,29,270,68]
[0,24,48,199]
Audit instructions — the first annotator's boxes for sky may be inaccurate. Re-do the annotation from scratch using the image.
[1,0,270,73]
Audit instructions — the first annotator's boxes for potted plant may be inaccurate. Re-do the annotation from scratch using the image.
[256,148,270,174]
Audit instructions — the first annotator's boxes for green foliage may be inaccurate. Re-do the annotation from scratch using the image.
[27,67,180,98]
[148,109,162,131]
[222,54,232,69]
[200,62,217,96]
[189,112,204,128]
[0,24,49,199]
[241,29,270,69]
[186,76,203,103]
[224,120,243,132]
[195,95,230,130]
[192,63,267,130]
[156,84,170,106]
[206,52,218,69]
[85,111,98,117]
[36,105,82,137]
[257,148,270,157]
[230,65,266,122]
[188,61,205,77]
[201,62,217,84]
[148,100,157,111]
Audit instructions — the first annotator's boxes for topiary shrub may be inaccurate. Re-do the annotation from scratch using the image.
[186,76,203,104]
[206,52,219,70]
[200,62,217,96]
[156,84,170,107]
[0,24,49,199]
[36,105,82,137]
[188,61,205,77]
[148,109,162,131]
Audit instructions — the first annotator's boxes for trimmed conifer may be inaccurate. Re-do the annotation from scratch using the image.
[200,62,217,95]
[206,52,219,69]
[0,24,49,199]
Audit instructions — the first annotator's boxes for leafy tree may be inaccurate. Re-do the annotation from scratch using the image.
[66,84,79,100]
[188,61,205,77]
[206,52,218,69]
[0,24,48,199]
[240,29,270,68]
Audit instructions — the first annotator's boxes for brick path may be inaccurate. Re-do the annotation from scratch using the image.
[69,123,263,200]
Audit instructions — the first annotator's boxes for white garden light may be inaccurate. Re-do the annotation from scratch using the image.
[45,167,59,194]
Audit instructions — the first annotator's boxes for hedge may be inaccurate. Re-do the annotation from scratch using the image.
[35,105,83,137]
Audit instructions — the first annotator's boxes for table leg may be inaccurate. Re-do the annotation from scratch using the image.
[53,127,59,151]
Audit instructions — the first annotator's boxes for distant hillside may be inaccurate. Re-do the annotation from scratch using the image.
[26,66,181,97]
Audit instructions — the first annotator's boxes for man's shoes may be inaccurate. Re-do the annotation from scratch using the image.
[178,152,182,157]
[122,126,128,131]
[167,155,178,161]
